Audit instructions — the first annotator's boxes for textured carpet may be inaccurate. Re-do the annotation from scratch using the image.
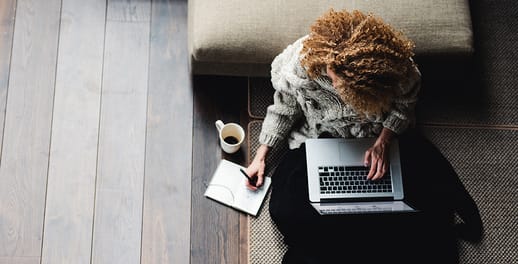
[248,78,274,119]
[420,127,518,264]
[247,121,288,264]
[247,120,518,263]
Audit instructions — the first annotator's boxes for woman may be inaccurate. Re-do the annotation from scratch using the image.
[245,9,482,263]
[245,9,420,190]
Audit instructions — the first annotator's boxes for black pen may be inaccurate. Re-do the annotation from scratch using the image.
[239,168,257,187]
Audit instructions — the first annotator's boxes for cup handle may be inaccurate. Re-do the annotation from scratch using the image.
[215,120,224,132]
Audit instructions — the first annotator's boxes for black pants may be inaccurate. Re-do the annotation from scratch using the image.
[269,130,483,264]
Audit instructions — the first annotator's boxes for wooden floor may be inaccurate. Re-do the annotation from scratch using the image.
[0,0,246,263]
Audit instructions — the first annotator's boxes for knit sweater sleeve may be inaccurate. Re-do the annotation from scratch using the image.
[259,38,306,147]
[382,64,422,134]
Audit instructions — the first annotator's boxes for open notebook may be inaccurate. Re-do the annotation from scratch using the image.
[204,159,271,216]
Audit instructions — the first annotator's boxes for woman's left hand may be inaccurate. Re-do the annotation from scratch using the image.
[364,128,396,180]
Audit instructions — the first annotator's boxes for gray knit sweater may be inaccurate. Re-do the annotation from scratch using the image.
[259,36,421,149]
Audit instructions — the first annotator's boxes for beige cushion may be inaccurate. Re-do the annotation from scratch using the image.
[188,0,473,76]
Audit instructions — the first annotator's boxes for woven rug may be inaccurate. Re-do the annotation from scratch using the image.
[247,121,289,264]
[420,127,518,264]
[248,78,274,119]
[247,119,518,263]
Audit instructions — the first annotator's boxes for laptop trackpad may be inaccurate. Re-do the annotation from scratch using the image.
[339,142,370,163]
[311,201,416,215]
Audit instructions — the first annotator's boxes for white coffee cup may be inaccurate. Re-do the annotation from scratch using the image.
[215,120,245,154]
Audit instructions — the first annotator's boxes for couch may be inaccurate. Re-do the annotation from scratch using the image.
[188,0,473,77]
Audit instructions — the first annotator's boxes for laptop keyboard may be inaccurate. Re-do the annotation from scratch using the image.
[318,166,392,194]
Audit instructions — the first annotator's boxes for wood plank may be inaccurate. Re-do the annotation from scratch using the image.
[191,76,248,264]
[0,0,61,260]
[0,0,16,158]
[0,257,39,264]
[91,0,150,263]
[40,0,106,263]
[107,0,150,22]
[239,215,249,264]
[140,0,192,263]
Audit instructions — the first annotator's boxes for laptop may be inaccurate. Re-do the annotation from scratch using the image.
[306,137,417,215]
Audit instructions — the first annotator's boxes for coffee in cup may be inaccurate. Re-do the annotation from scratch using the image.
[215,120,245,154]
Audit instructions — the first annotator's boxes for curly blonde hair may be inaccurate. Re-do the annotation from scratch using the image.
[300,9,416,115]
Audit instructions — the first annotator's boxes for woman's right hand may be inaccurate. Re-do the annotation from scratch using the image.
[244,144,270,191]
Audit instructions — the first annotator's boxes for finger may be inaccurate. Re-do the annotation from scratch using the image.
[367,157,377,180]
[247,174,259,186]
[364,150,372,167]
[255,175,263,188]
[372,159,385,180]
[256,166,265,187]
[244,168,258,190]
[245,180,258,191]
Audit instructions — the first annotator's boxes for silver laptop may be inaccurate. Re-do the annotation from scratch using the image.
[306,137,417,215]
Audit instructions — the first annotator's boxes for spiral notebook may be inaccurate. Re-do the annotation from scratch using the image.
[204,159,271,216]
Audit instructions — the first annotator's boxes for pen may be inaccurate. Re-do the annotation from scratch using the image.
[239,168,257,186]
